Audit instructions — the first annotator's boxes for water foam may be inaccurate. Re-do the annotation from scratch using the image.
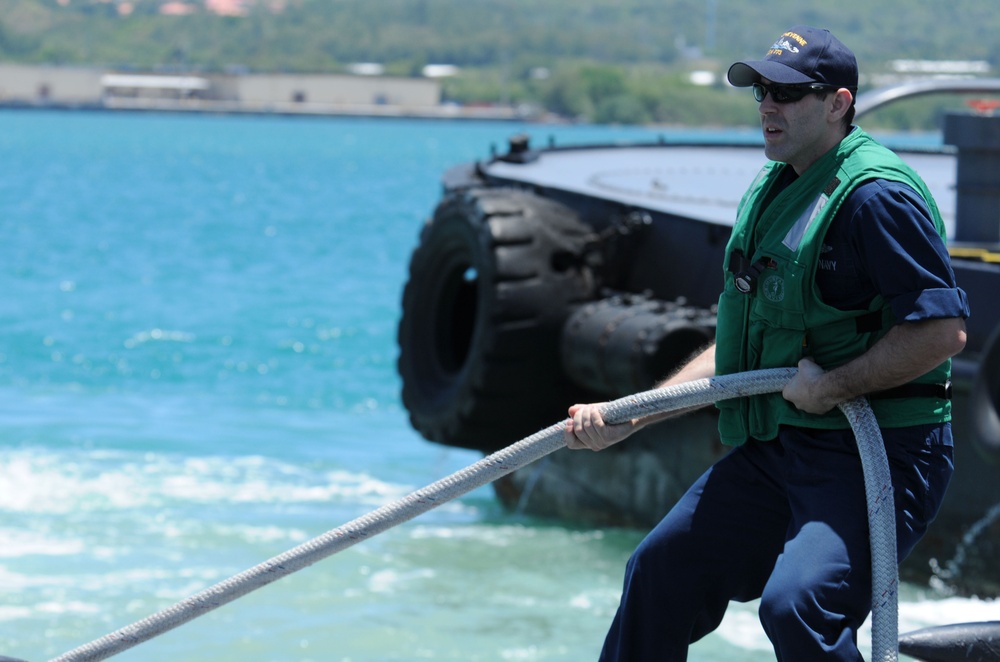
[0,448,408,515]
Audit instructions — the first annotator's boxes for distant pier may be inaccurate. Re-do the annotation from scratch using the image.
[0,63,533,121]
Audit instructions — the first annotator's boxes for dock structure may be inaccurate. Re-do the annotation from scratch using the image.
[0,63,525,120]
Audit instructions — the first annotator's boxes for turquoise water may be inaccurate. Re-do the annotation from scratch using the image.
[0,110,992,661]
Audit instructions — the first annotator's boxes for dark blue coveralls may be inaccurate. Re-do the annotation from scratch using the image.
[599,177,970,661]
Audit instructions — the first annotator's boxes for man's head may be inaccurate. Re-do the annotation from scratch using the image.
[727,27,858,173]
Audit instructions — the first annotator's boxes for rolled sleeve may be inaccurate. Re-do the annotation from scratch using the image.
[849,180,970,323]
[890,286,971,323]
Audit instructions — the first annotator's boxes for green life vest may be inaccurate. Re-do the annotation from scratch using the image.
[715,128,952,446]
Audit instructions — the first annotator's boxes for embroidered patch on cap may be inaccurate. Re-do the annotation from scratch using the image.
[767,31,808,58]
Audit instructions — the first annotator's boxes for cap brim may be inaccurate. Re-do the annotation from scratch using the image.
[727,60,817,87]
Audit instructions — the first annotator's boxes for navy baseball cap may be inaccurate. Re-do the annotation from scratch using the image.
[728,26,858,91]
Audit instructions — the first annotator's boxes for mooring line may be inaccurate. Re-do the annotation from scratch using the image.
[48,367,897,662]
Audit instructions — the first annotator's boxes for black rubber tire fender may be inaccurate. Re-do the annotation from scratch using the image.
[398,187,597,453]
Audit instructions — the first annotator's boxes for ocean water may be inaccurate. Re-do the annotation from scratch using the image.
[0,109,994,662]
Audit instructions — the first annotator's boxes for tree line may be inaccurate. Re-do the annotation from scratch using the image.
[2,0,999,128]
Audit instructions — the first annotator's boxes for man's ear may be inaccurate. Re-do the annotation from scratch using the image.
[830,88,854,122]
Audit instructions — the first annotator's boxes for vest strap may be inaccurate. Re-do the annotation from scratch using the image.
[869,381,952,400]
[854,309,884,334]
[806,308,887,344]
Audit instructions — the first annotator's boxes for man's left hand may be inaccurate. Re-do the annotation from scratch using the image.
[783,357,837,414]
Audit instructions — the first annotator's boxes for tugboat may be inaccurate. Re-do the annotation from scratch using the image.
[397,80,1000,600]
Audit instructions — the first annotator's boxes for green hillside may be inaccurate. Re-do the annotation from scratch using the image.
[2,0,998,128]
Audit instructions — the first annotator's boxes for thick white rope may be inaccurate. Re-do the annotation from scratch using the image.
[49,367,897,662]
[838,397,898,662]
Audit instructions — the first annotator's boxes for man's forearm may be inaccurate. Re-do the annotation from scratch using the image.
[786,317,967,414]
[655,342,717,388]
[633,343,718,430]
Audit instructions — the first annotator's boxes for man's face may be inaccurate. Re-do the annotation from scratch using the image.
[757,79,842,174]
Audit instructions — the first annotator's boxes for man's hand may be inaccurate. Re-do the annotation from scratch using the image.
[782,357,838,414]
[564,403,635,451]
[783,318,967,415]
[564,343,717,451]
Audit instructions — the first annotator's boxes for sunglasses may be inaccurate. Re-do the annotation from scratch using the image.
[752,82,836,104]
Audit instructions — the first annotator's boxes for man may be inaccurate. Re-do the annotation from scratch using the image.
[564,26,969,661]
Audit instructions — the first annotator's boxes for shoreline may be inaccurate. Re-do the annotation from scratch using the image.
[0,96,550,122]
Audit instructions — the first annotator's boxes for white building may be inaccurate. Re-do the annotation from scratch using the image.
[0,63,443,114]
[0,64,104,103]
